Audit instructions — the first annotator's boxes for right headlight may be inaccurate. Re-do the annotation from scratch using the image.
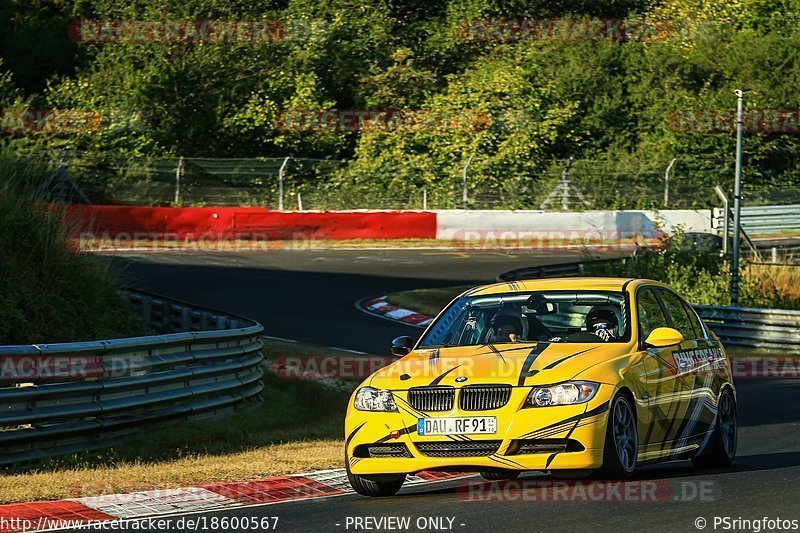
[525,381,599,407]
[354,387,397,412]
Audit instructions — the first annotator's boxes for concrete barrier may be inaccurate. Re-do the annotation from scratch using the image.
[435,209,712,240]
[63,206,712,243]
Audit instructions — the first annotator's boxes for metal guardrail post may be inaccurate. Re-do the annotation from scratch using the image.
[141,296,152,326]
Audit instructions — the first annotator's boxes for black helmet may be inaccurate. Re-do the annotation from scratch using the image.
[586,307,618,333]
[490,314,522,333]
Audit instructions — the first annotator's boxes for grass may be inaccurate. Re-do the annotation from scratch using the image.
[742,263,800,308]
[386,286,467,318]
[0,338,367,504]
[0,151,144,344]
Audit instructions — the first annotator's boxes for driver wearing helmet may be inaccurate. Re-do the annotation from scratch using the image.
[586,307,619,342]
[491,315,523,343]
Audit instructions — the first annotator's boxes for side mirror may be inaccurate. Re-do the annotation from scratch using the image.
[390,336,415,357]
[644,327,684,348]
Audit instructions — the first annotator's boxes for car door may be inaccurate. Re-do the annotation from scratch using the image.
[634,286,686,460]
[655,288,718,450]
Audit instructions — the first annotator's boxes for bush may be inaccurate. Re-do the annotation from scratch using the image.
[587,230,800,309]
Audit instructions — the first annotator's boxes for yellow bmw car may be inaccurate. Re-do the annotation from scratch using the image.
[345,278,737,496]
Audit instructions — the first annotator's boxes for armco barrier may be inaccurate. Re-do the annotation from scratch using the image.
[693,306,800,350]
[498,260,799,351]
[63,205,714,244]
[713,204,800,235]
[0,291,264,464]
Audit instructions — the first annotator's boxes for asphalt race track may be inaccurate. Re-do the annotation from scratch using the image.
[109,248,604,355]
[97,248,799,533]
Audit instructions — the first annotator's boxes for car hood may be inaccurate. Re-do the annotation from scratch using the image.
[368,342,632,389]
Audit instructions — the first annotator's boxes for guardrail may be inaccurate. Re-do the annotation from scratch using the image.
[0,291,264,465]
[498,260,799,351]
[693,306,800,350]
[498,260,608,282]
[713,204,800,235]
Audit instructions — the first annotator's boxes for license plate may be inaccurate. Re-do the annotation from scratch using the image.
[417,417,497,436]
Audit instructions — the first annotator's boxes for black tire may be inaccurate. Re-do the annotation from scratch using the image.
[692,388,737,468]
[346,467,406,497]
[596,392,638,479]
[479,470,521,481]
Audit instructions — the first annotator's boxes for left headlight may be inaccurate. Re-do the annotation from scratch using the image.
[354,387,397,412]
[525,381,599,407]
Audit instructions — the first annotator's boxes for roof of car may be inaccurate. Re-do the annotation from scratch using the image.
[466,277,662,297]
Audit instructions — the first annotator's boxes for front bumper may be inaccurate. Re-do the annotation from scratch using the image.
[345,386,611,475]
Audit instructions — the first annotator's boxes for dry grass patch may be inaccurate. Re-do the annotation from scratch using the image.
[385,286,467,318]
[744,263,800,308]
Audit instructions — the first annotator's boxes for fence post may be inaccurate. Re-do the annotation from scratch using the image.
[278,157,289,211]
[561,159,572,210]
[462,155,473,206]
[714,185,730,255]
[297,192,303,211]
[174,156,184,206]
[423,188,428,210]
[664,158,676,207]
[731,88,751,307]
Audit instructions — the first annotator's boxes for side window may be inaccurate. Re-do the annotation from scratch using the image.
[683,301,706,339]
[657,289,696,340]
[637,288,669,340]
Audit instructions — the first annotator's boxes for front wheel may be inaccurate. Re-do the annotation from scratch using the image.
[692,388,737,468]
[596,392,638,479]
[347,468,406,497]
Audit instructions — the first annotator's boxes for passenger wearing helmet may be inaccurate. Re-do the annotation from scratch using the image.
[586,307,619,342]
[491,315,523,343]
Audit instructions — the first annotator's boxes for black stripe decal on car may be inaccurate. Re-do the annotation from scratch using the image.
[543,347,599,370]
[429,365,461,386]
[517,343,549,386]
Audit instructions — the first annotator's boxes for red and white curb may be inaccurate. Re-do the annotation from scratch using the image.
[358,296,433,329]
[0,469,469,531]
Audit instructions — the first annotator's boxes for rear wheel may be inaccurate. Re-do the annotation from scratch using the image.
[692,388,737,468]
[596,393,638,479]
[346,465,405,497]
[479,470,520,481]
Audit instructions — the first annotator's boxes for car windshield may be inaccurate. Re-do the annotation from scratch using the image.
[418,290,629,348]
